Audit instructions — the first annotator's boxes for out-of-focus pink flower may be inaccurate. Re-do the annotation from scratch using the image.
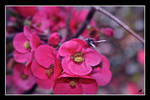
[126,82,144,94]
[48,32,61,46]
[41,7,66,32]
[7,63,36,93]
[31,45,61,89]
[137,49,145,67]
[32,11,51,34]
[14,6,38,18]
[70,9,96,35]
[101,28,114,37]
[58,39,102,76]
[13,26,40,64]
[90,55,112,86]
[82,26,100,41]
[53,73,98,94]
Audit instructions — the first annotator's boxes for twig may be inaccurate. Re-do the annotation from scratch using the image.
[72,7,96,38]
[65,12,73,41]
[94,7,144,44]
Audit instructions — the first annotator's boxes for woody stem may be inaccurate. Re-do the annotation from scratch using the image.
[94,7,144,44]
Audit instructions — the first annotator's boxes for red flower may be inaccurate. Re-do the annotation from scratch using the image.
[58,39,102,76]
[31,45,62,89]
[53,73,98,94]
[13,26,40,64]
[82,26,100,41]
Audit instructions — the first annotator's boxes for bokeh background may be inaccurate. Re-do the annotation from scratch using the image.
[6,6,145,94]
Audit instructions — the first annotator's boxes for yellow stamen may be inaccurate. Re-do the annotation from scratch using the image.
[24,41,30,49]
[46,69,51,78]
[74,56,84,63]
[36,23,42,27]
[70,80,76,88]
[21,73,28,80]
[71,52,84,63]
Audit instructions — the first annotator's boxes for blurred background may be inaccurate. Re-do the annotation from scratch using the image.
[6,6,145,95]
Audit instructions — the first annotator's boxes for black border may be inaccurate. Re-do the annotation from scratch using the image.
[1,0,150,97]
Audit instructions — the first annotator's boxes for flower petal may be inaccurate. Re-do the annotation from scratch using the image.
[100,55,110,70]
[79,78,98,94]
[53,78,82,94]
[31,60,50,80]
[14,50,31,63]
[13,33,29,53]
[68,61,92,76]
[30,32,40,51]
[36,74,54,89]
[91,67,112,86]
[84,48,102,66]
[35,45,55,68]
[24,26,33,40]
[58,40,82,57]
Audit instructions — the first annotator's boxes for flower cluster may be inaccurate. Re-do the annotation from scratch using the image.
[7,6,113,94]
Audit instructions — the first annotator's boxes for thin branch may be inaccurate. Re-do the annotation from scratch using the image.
[65,12,73,41]
[72,7,96,38]
[94,7,144,44]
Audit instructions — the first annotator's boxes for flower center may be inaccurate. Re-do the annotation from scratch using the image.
[21,73,28,80]
[36,22,42,27]
[46,69,51,78]
[71,52,84,63]
[24,41,30,49]
[70,80,76,88]
[74,56,84,63]
[45,64,54,78]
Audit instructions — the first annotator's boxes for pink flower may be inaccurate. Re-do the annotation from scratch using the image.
[7,63,36,93]
[32,11,51,34]
[53,73,98,94]
[137,49,145,67]
[41,7,65,32]
[82,26,100,41]
[14,6,38,18]
[101,28,114,37]
[13,26,40,64]
[31,45,61,89]
[58,39,102,76]
[90,55,112,86]
[70,9,96,35]
[48,32,61,46]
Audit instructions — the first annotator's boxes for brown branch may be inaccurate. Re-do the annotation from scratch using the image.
[94,7,144,44]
